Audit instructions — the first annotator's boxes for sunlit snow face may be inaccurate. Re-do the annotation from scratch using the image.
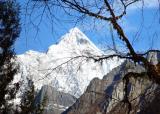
[15,27,124,98]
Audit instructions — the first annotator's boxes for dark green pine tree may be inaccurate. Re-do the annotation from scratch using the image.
[0,0,20,113]
[20,78,36,114]
[20,77,47,114]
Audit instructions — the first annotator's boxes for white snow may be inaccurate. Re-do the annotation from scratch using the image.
[45,104,68,111]
[14,27,123,98]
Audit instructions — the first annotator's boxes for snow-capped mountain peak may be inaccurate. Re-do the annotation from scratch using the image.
[60,27,91,45]
[47,27,102,56]
[15,27,123,98]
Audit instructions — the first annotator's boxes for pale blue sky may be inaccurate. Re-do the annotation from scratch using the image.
[14,0,160,54]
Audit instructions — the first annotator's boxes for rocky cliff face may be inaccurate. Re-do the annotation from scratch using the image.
[63,58,160,114]
[147,51,160,65]
[35,85,77,114]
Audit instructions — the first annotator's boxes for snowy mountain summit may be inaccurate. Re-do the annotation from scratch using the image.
[15,27,123,97]
[47,27,102,56]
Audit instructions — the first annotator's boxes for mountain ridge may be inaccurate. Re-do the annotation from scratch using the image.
[14,27,123,99]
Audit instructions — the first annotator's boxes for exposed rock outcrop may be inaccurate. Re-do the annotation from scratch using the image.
[35,85,77,114]
[63,59,160,114]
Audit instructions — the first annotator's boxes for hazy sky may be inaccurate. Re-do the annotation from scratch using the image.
[14,0,160,54]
